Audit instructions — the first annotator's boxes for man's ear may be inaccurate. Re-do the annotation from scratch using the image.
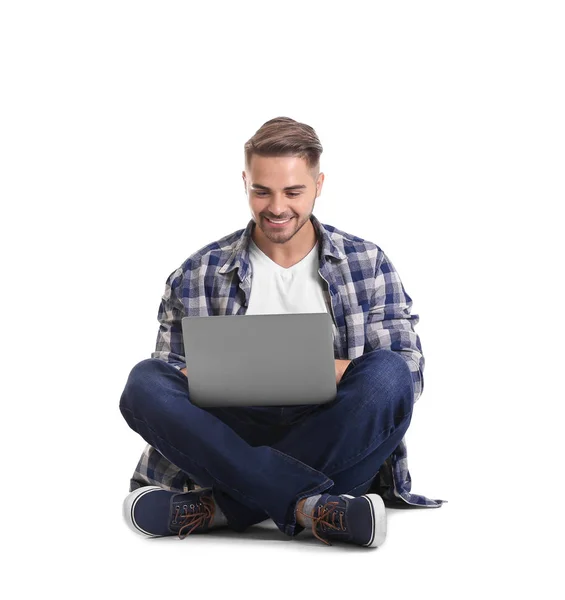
[316,172,325,197]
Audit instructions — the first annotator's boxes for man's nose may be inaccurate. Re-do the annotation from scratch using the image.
[268,195,290,214]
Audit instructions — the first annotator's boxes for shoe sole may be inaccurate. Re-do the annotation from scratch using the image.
[123,485,167,537]
[342,493,387,547]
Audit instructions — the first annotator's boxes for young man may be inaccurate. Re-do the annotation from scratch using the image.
[119,117,447,548]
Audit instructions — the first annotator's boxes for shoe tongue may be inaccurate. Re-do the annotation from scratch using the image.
[318,494,348,518]
[321,493,346,506]
[168,490,212,533]
[318,495,348,531]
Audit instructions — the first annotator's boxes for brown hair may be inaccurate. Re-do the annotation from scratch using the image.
[244,117,323,179]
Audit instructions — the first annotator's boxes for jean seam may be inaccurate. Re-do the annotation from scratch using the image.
[269,446,334,480]
[281,479,335,535]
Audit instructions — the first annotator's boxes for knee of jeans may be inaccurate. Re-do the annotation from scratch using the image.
[138,357,171,371]
[120,358,166,411]
[365,350,414,414]
[130,357,166,376]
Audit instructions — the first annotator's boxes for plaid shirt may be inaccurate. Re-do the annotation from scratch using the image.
[129,214,447,509]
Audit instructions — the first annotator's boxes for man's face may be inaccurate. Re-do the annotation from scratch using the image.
[243,154,324,245]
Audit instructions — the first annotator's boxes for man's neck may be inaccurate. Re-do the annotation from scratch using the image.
[251,219,318,269]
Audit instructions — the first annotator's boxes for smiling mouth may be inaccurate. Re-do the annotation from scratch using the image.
[265,217,294,227]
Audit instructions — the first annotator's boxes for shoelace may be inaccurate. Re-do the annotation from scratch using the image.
[172,495,216,540]
[298,500,346,546]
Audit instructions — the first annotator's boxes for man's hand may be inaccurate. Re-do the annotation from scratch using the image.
[335,359,352,385]
[180,367,187,377]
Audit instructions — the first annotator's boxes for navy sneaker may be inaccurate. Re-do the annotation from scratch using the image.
[123,485,226,539]
[298,493,387,547]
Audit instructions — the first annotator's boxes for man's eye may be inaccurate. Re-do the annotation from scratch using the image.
[254,191,301,197]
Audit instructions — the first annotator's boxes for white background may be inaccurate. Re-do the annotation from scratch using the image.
[1,1,563,598]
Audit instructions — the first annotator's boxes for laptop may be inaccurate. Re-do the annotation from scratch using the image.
[181,312,337,408]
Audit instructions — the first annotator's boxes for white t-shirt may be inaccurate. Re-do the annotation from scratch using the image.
[246,238,336,341]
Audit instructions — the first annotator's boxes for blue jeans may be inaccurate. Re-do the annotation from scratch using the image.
[119,348,414,537]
